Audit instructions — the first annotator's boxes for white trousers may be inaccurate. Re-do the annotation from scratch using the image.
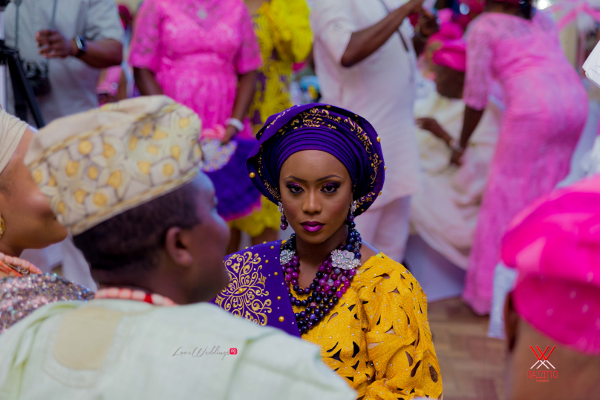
[354,196,411,263]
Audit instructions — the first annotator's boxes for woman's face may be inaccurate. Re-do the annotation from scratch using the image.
[279,150,353,245]
[0,129,68,255]
[434,64,465,99]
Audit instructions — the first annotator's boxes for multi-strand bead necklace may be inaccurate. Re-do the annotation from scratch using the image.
[280,219,362,334]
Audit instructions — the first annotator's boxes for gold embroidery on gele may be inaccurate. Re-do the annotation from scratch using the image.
[253,106,382,208]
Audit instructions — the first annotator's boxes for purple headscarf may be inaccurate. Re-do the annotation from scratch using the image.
[247,104,385,216]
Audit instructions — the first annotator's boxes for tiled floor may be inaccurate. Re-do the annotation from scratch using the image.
[429,298,507,400]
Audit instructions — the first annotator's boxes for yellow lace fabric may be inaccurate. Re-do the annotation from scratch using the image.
[293,254,443,399]
[248,0,313,134]
[229,197,280,237]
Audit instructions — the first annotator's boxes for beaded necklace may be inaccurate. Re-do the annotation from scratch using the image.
[0,252,42,277]
[95,287,177,306]
[280,221,362,334]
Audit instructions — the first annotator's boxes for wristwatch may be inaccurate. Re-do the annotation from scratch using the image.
[74,35,87,57]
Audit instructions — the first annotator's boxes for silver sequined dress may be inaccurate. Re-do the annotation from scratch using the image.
[0,274,94,334]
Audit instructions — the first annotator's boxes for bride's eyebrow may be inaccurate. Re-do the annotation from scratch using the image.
[317,175,342,182]
[285,175,307,183]
[285,175,343,183]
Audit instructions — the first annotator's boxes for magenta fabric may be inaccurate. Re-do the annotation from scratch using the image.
[129,0,262,138]
[459,0,485,14]
[462,11,588,314]
[431,39,466,72]
[501,176,600,354]
[426,21,463,47]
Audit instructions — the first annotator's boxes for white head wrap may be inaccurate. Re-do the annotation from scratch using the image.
[0,110,29,175]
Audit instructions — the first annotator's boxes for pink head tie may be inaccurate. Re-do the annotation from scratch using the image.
[431,39,467,73]
[427,21,463,48]
[502,175,600,355]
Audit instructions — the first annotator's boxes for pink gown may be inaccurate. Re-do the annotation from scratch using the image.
[129,0,261,136]
[129,0,264,221]
[462,11,587,314]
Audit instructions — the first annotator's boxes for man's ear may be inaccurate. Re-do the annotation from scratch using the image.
[504,292,520,352]
[164,227,193,268]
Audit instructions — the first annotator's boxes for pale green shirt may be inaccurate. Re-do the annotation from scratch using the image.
[0,300,356,399]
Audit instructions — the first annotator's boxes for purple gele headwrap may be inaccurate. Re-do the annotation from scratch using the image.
[247,104,385,216]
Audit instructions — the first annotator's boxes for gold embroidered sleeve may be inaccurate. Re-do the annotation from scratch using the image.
[355,255,443,399]
[214,251,272,326]
[263,0,313,63]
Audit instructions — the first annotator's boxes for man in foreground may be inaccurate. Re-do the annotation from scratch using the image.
[0,97,355,400]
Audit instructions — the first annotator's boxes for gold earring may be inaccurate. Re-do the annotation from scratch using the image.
[0,216,5,240]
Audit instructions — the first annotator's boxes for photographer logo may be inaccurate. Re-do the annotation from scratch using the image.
[528,345,558,382]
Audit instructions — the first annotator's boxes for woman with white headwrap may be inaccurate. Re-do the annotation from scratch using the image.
[0,110,93,334]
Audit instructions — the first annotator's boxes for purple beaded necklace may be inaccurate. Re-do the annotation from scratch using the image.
[280,214,362,334]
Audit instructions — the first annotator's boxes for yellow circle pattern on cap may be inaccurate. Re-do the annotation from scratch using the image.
[25,96,204,236]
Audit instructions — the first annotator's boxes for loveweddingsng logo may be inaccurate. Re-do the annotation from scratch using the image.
[172,346,237,360]
[527,345,558,382]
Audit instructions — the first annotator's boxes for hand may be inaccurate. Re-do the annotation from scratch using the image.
[407,0,426,14]
[450,148,465,166]
[36,30,75,59]
[221,125,238,145]
[418,9,439,37]
[416,117,446,140]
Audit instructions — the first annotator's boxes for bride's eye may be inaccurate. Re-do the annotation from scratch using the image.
[322,182,340,193]
[286,183,303,195]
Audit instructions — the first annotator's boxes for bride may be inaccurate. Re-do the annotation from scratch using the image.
[214,104,443,399]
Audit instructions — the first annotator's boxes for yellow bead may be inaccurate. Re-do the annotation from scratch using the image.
[377,137,381,142]
[271,246,274,249]
[379,191,382,196]
[279,316,285,322]
[238,288,244,294]
[277,296,281,300]
[384,166,387,170]
[274,272,278,276]
[265,260,269,263]
[249,172,256,178]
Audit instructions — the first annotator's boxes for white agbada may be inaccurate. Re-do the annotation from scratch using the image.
[0,300,356,400]
[311,0,421,206]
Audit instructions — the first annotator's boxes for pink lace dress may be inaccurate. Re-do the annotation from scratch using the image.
[129,0,264,221]
[462,11,588,314]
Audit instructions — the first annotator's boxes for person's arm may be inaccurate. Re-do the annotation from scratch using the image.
[416,117,453,145]
[129,0,164,96]
[221,3,262,143]
[134,68,164,96]
[451,20,492,165]
[340,0,424,68]
[222,71,258,144]
[36,31,122,69]
[117,70,128,101]
[450,106,484,165]
[412,11,439,57]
